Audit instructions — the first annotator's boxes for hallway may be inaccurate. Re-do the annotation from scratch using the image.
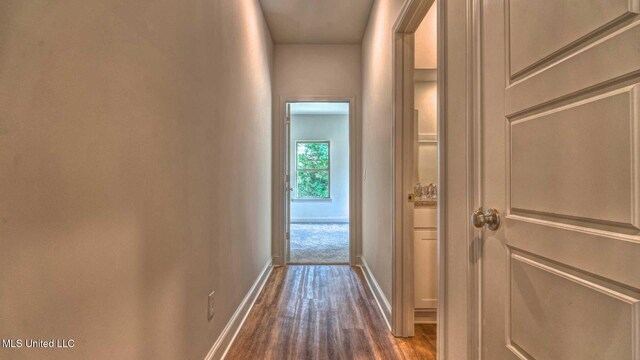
[226,266,436,359]
[4,0,632,358]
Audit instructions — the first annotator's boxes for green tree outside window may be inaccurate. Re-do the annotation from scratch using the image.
[296,141,330,198]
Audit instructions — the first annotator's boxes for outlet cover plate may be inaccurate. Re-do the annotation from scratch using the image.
[208,291,215,320]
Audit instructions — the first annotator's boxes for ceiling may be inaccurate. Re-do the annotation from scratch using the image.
[259,0,374,44]
[290,102,349,115]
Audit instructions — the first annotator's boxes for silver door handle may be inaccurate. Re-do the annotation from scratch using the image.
[471,207,500,230]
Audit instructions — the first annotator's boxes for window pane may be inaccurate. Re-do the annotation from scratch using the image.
[296,142,329,169]
[297,170,329,198]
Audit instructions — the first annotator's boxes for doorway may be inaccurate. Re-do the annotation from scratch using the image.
[282,99,356,265]
[412,1,439,330]
[391,0,445,351]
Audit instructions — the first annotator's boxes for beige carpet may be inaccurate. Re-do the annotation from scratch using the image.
[290,223,349,263]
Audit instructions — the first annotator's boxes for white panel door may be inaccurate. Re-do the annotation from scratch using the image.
[481,1,640,359]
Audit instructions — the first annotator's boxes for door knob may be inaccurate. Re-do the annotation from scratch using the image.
[471,207,500,230]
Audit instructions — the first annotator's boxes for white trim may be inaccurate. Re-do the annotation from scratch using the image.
[435,0,448,358]
[394,1,476,358]
[290,217,349,224]
[275,96,358,266]
[392,0,436,338]
[469,0,483,358]
[359,256,392,330]
[203,258,273,360]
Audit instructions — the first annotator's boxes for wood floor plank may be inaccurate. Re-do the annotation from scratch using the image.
[226,265,437,360]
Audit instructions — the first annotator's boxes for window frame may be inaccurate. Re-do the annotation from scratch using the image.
[295,140,331,199]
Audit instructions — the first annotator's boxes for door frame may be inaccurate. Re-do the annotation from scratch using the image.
[391,0,482,358]
[275,95,357,266]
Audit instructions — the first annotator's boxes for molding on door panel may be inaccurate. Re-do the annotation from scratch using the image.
[506,0,640,82]
[506,85,640,231]
[506,21,640,118]
[505,249,640,360]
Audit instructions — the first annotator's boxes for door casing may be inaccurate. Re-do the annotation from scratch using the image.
[392,1,482,359]
[275,96,357,266]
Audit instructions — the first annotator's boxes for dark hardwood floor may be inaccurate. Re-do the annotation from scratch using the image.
[226,265,436,360]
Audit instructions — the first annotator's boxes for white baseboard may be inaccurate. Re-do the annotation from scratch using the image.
[358,256,392,330]
[271,255,283,266]
[204,258,273,360]
[290,217,349,223]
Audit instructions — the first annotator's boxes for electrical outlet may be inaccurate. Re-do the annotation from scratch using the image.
[208,291,215,321]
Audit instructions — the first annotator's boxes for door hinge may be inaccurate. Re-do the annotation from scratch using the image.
[286,231,290,240]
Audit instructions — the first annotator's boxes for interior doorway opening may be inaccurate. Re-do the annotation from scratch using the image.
[285,101,351,264]
[412,1,439,329]
[392,1,443,358]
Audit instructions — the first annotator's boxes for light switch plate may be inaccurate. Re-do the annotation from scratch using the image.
[208,291,215,321]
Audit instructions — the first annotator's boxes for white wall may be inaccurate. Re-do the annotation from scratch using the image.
[0,1,273,359]
[290,114,349,223]
[272,44,362,265]
[361,0,405,303]
[415,2,438,69]
[415,81,438,184]
[415,2,438,185]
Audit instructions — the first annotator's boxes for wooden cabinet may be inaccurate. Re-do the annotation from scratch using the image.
[414,205,438,321]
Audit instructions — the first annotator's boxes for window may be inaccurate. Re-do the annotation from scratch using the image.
[296,141,330,198]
